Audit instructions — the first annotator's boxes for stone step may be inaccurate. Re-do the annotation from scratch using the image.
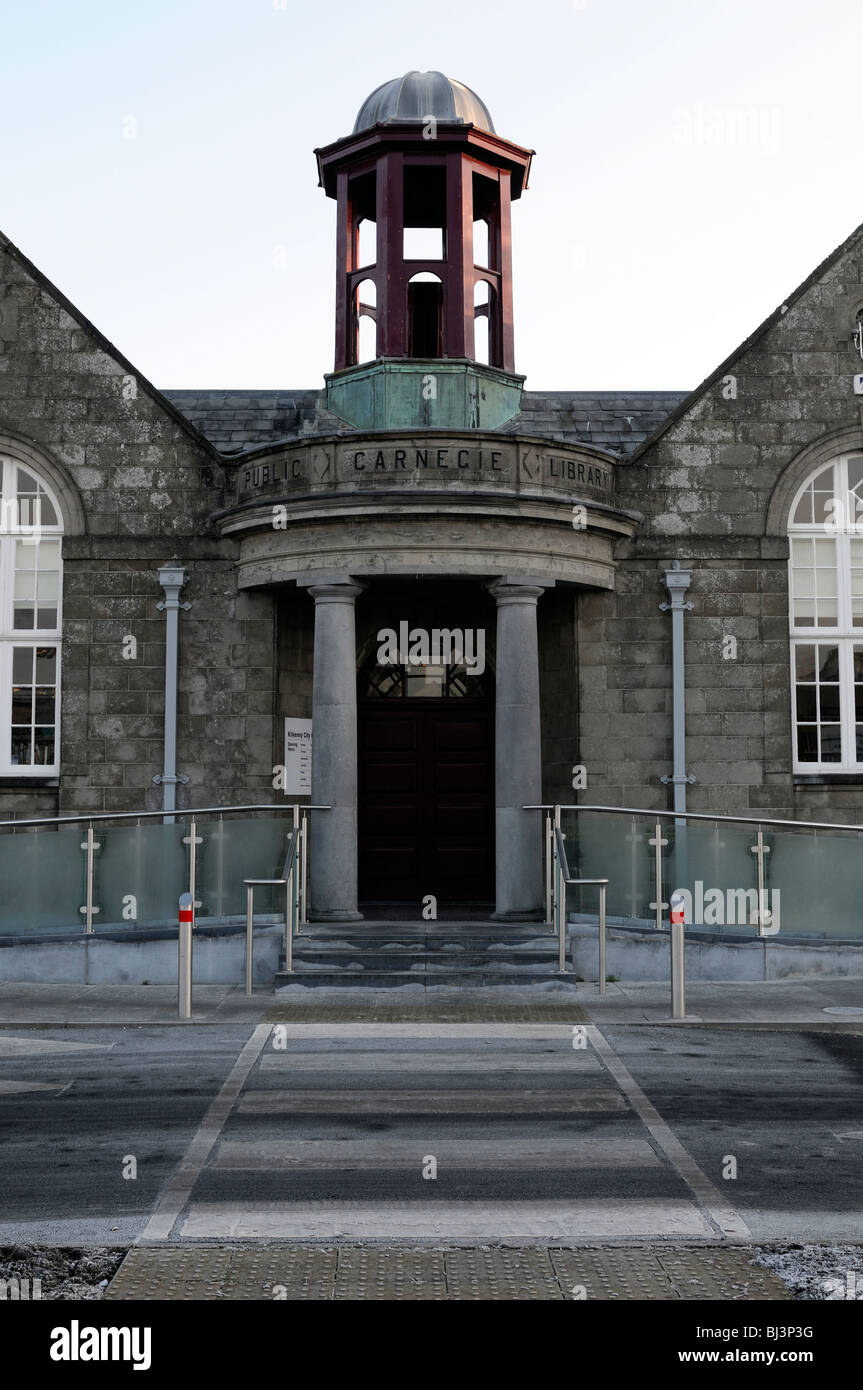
[274,920,565,988]
[287,948,557,967]
[274,967,567,989]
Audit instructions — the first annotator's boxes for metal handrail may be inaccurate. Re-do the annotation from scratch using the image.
[553,826,608,989]
[524,803,863,835]
[0,803,332,831]
[244,828,301,993]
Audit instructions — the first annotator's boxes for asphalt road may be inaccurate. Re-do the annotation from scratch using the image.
[1,1022,862,1243]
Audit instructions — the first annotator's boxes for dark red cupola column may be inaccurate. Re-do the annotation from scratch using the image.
[315,74,533,374]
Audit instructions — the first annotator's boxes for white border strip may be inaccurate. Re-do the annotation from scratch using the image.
[138,1022,271,1243]
[586,1024,751,1240]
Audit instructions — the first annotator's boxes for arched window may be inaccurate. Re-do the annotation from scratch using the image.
[355,277,377,364]
[407,272,443,357]
[473,280,491,366]
[0,455,63,774]
[788,453,863,769]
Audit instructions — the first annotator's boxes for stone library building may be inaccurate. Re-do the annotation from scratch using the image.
[1,69,863,923]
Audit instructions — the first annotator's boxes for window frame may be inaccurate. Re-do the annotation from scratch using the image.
[789,452,863,772]
[0,455,63,778]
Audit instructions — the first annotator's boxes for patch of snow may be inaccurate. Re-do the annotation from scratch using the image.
[754,1244,863,1299]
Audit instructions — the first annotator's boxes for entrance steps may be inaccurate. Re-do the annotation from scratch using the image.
[275,921,563,989]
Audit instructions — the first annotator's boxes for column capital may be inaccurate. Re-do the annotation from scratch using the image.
[486,578,547,606]
[306,581,365,605]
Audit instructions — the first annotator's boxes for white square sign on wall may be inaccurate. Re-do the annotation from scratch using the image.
[283,718,313,796]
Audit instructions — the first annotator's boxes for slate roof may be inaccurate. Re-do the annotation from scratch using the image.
[162,389,689,459]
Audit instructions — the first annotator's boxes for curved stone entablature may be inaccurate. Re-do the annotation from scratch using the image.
[231,431,617,507]
[214,430,635,593]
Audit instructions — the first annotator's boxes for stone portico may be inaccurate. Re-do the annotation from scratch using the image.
[215,427,634,920]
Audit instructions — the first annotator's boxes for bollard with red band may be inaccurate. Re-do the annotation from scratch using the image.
[178,892,193,1020]
[669,890,686,1019]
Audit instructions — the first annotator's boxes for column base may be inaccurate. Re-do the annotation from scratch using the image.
[491,908,545,923]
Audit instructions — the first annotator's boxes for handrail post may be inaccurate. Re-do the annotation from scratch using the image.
[285,861,294,974]
[553,804,562,956]
[79,822,100,935]
[750,825,772,936]
[649,818,668,930]
[558,872,567,973]
[292,844,300,941]
[292,803,306,935]
[183,816,202,927]
[299,809,308,929]
[545,809,553,931]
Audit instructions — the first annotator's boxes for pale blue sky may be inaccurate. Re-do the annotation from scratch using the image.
[1,0,861,391]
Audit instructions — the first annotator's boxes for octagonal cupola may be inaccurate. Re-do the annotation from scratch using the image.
[315,71,534,430]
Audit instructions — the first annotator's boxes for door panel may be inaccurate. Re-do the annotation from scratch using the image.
[358,701,493,903]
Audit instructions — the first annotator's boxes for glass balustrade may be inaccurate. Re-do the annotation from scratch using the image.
[0,808,296,936]
[557,807,863,939]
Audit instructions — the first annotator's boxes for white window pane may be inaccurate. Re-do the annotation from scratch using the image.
[38,539,60,567]
[37,571,58,601]
[794,601,815,625]
[814,538,836,565]
[793,569,814,597]
[14,540,38,569]
[13,571,35,600]
[791,537,812,562]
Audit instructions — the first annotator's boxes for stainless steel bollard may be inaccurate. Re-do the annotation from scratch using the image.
[598,883,607,996]
[670,889,686,1019]
[245,884,255,996]
[178,892,193,1020]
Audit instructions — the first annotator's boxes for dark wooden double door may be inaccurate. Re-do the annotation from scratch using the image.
[358,701,494,904]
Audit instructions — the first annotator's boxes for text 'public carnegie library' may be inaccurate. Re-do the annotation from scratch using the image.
[240,447,611,495]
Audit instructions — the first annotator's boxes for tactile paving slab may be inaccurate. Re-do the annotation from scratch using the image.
[263,1005,591,1023]
[105,1245,791,1301]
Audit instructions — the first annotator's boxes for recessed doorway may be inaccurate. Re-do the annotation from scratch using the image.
[358,657,493,906]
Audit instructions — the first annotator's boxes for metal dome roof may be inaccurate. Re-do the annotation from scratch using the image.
[353,71,495,135]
